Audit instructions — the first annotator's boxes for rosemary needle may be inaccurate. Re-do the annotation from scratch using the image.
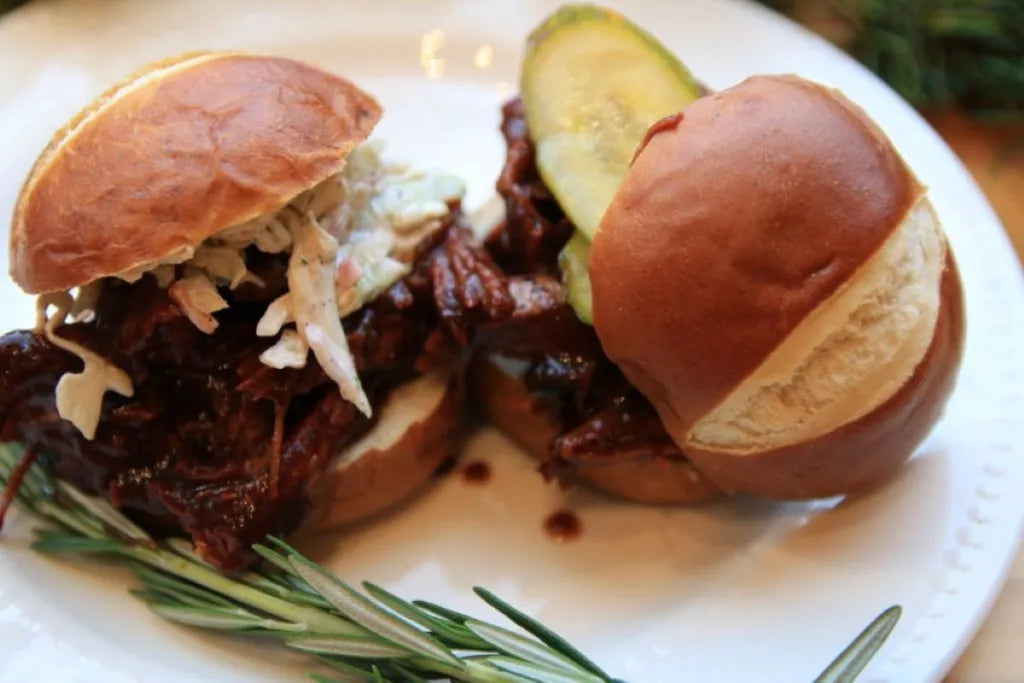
[0,443,898,681]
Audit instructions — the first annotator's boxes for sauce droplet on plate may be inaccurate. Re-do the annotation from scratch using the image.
[544,509,582,542]
[433,455,458,478]
[462,460,491,484]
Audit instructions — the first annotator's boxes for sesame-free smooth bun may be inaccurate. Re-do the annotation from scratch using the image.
[11,52,381,294]
[308,372,460,529]
[590,74,965,499]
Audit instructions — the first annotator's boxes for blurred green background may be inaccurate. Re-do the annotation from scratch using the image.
[761,0,1022,121]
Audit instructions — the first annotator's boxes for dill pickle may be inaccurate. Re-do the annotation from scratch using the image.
[521,5,702,321]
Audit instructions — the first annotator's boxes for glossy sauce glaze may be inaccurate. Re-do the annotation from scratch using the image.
[461,460,492,484]
[543,509,582,542]
[0,223,514,570]
[484,98,696,483]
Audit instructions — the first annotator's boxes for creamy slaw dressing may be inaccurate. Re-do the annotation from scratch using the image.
[36,141,465,438]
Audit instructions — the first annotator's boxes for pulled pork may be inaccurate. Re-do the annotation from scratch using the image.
[488,98,575,276]
[0,221,511,570]
[483,98,689,479]
[0,98,697,565]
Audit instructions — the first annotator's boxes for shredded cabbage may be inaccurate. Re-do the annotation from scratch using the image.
[36,140,466,435]
[256,294,294,337]
[251,141,466,416]
[375,173,464,230]
[116,245,194,283]
[287,213,371,415]
[168,274,229,334]
[216,216,292,254]
[191,246,261,289]
[151,265,177,289]
[336,232,410,317]
[259,329,308,369]
[36,292,134,441]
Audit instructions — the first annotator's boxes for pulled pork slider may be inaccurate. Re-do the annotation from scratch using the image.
[0,52,512,568]
[590,75,965,499]
[474,99,722,505]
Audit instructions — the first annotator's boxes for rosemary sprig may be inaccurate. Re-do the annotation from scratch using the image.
[0,443,899,681]
[814,606,902,683]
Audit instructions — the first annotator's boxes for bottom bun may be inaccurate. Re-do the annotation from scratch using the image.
[308,371,459,529]
[471,354,721,504]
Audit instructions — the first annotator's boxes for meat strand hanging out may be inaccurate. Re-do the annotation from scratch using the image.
[480,98,695,480]
[0,223,511,569]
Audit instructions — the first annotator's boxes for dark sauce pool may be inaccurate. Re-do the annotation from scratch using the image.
[544,509,582,542]
[461,460,492,484]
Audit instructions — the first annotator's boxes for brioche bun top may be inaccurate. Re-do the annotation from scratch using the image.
[10,52,381,294]
[589,74,950,456]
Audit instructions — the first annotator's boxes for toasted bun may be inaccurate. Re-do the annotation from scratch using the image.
[590,74,965,499]
[470,354,722,504]
[307,372,460,529]
[11,52,381,294]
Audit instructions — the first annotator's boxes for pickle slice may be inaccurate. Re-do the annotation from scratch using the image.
[520,5,703,321]
[522,4,702,240]
[558,232,594,324]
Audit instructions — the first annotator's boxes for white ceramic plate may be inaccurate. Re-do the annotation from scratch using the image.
[0,1,1022,681]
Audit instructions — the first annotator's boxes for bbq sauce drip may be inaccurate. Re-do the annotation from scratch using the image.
[484,98,695,482]
[0,221,514,570]
[544,510,582,542]
[461,460,492,484]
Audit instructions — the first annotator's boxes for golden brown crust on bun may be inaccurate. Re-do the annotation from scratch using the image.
[590,74,963,499]
[470,355,563,459]
[11,52,381,293]
[307,372,460,529]
[591,74,922,434]
[470,354,722,504]
[685,253,964,498]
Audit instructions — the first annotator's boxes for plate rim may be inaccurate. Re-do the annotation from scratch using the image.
[0,1,1021,681]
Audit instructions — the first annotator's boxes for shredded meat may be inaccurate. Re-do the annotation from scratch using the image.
[0,219,511,570]
[488,98,575,275]
[486,98,691,479]
[429,226,516,345]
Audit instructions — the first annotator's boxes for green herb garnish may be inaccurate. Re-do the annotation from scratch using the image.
[0,443,899,681]
[761,0,1023,120]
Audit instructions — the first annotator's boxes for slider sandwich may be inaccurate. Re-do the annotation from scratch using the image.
[474,8,964,502]
[0,53,512,569]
